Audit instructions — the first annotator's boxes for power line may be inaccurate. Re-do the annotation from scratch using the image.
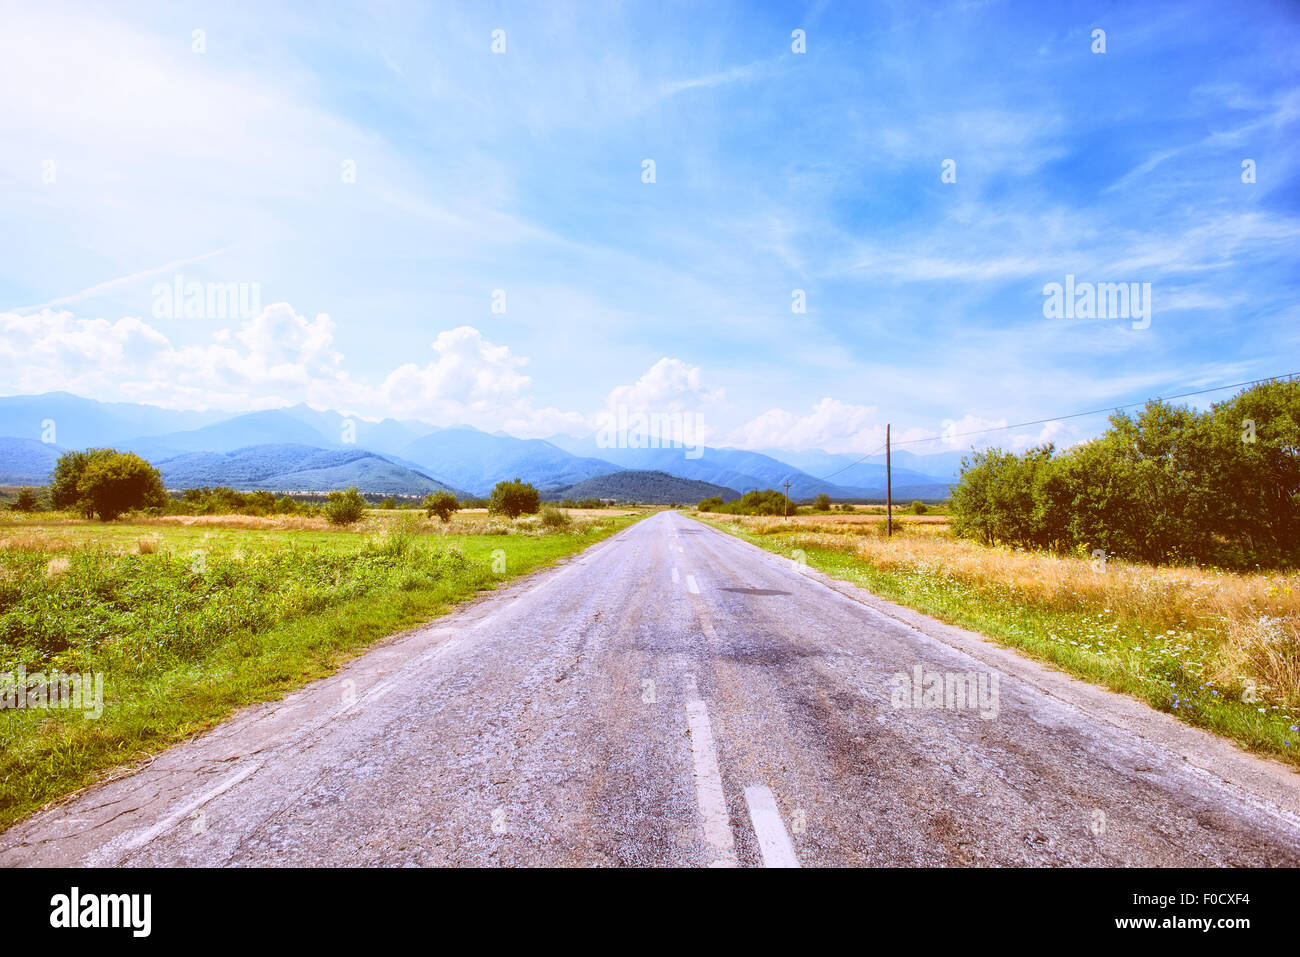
[802,371,1298,485]
[891,372,1299,450]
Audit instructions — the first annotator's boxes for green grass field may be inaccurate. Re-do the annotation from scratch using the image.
[0,507,647,829]
[696,512,1300,769]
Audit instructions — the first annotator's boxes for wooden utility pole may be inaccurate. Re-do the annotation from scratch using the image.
[886,423,892,537]
[783,480,791,518]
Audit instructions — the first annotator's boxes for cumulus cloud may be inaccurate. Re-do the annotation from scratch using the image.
[379,326,531,417]
[602,357,724,415]
[725,398,885,453]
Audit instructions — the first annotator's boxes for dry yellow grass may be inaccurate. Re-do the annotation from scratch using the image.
[722,512,1300,707]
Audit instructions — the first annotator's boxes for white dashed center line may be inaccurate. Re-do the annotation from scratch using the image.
[683,676,737,868]
[744,785,801,868]
[686,574,700,594]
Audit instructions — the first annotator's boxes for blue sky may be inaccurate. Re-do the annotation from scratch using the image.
[1,0,1297,454]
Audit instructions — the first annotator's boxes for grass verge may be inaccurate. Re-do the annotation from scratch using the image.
[694,512,1300,769]
[0,510,645,830]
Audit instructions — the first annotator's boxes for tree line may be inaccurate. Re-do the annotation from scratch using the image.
[949,379,1299,568]
[12,451,562,528]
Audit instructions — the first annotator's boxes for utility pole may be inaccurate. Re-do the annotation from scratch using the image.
[886,423,892,537]
[783,479,791,518]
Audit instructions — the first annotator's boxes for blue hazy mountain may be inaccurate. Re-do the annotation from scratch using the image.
[122,409,337,457]
[400,428,621,495]
[756,448,967,487]
[0,393,957,498]
[0,392,222,448]
[156,444,465,496]
[545,470,740,505]
[541,435,949,499]
[0,437,64,484]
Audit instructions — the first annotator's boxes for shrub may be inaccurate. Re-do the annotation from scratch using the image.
[813,493,833,511]
[11,487,41,512]
[911,500,928,515]
[489,478,540,519]
[324,487,367,525]
[540,505,571,529]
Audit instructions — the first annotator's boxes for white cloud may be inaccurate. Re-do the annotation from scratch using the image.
[603,358,723,415]
[726,398,884,453]
[379,326,531,416]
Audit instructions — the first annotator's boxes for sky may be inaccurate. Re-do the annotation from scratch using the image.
[1,0,1297,456]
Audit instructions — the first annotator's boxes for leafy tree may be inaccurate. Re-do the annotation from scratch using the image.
[423,490,459,522]
[49,448,115,513]
[489,478,540,518]
[76,452,167,521]
[698,496,724,512]
[378,496,397,510]
[813,492,833,511]
[910,500,927,515]
[947,380,1300,567]
[325,486,367,525]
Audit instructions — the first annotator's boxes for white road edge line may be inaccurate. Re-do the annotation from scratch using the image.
[744,785,801,868]
[683,689,737,867]
[93,760,265,863]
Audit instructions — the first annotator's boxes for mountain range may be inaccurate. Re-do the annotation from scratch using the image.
[0,392,961,501]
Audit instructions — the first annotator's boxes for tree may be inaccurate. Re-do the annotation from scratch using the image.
[378,496,397,510]
[813,493,833,511]
[911,500,928,515]
[488,478,540,518]
[325,486,367,525]
[423,490,459,522]
[49,448,116,514]
[76,452,167,521]
[11,487,41,512]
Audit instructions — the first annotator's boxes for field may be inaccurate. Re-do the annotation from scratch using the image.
[695,510,1300,767]
[0,507,648,829]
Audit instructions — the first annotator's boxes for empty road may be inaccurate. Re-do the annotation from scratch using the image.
[3,510,1299,867]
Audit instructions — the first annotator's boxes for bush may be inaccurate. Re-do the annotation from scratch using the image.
[698,496,724,512]
[812,493,833,511]
[324,487,367,525]
[489,478,540,519]
[423,490,459,522]
[911,500,928,515]
[10,487,41,512]
[540,505,571,529]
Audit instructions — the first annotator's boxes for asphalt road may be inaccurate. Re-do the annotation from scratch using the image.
[4,510,1299,867]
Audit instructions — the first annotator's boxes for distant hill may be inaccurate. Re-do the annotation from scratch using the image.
[0,392,221,448]
[0,437,63,485]
[156,444,466,496]
[125,410,337,456]
[764,447,967,485]
[0,392,960,501]
[547,470,738,504]
[400,428,621,495]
